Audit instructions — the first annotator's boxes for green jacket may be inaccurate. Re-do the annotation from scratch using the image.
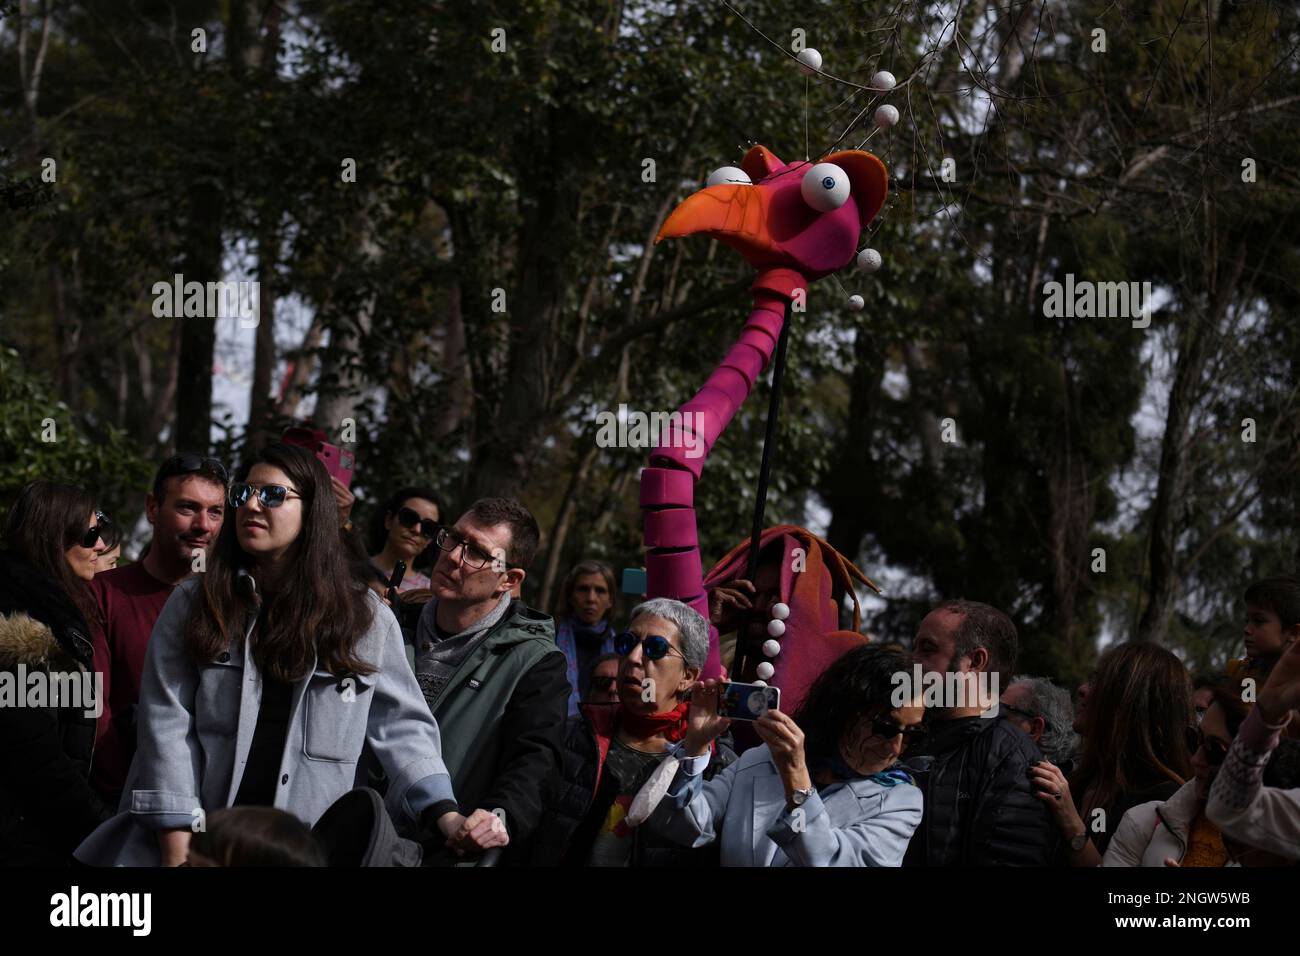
[418,600,570,856]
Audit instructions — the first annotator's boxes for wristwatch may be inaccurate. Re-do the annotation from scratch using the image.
[789,785,816,808]
[1069,830,1089,852]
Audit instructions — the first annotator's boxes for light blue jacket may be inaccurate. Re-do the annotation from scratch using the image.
[646,743,922,866]
[76,576,454,865]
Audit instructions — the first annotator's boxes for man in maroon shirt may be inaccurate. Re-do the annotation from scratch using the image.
[89,454,228,803]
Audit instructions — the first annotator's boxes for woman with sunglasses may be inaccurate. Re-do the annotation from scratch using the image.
[1102,681,1248,866]
[75,444,468,866]
[367,486,440,594]
[526,597,737,866]
[642,642,925,867]
[0,480,115,864]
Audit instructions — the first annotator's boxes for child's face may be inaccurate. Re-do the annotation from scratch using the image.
[1244,603,1291,658]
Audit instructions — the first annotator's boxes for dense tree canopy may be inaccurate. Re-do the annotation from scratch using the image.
[2,0,1298,684]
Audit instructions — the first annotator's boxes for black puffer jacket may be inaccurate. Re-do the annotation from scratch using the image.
[902,715,1056,866]
[525,703,737,867]
[0,552,114,865]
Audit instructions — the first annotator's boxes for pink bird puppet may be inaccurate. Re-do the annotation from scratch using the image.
[639,144,888,680]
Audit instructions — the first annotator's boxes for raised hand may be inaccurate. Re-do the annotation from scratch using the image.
[753,709,806,777]
[1258,637,1300,725]
[708,579,756,632]
[683,679,732,757]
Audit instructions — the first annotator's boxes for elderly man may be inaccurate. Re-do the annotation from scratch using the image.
[1000,676,1080,773]
[526,598,735,866]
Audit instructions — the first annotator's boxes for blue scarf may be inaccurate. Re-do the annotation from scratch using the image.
[555,615,616,717]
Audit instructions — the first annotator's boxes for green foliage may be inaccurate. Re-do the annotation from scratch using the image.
[0,347,152,529]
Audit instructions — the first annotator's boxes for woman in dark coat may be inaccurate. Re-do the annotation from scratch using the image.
[0,480,115,865]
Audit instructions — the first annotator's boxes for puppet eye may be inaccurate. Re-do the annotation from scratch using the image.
[706,166,753,187]
[800,162,850,211]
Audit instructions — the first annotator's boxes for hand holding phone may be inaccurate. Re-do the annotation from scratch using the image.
[385,559,406,606]
[718,680,781,721]
[683,678,732,757]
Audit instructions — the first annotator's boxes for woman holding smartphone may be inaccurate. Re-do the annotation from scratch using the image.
[643,642,925,866]
[77,444,483,866]
[368,486,440,593]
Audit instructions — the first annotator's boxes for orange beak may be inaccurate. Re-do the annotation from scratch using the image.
[655,184,778,261]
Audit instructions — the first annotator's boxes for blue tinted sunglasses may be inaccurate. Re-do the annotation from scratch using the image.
[614,631,685,662]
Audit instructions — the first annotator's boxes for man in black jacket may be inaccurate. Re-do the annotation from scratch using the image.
[407,498,570,865]
[902,600,1056,866]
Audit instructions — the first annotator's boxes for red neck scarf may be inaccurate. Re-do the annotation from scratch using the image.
[619,700,691,743]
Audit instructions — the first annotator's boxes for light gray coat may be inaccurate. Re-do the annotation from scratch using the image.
[76,576,453,865]
[647,743,922,866]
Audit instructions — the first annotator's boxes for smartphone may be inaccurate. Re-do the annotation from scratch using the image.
[386,559,406,606]
[718,681,781,721]
[314,441,356,489]
[282,426,356,488]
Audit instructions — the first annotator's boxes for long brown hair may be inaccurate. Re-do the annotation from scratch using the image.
[1071,642,1193,815]
[3,479,100,627]
[185,443,375,681]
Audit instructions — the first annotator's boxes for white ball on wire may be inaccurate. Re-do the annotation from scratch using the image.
[771,602,790,621]
[796,48,822,75]
[848,294,865,311]
[857,248,883,272]
[762,639,781,658]
[756,662,775,680]
[753,679,768,687]
[870,70,897,91]
[706,166,752,187]
[874,104,900,129]
[767,618,786,638]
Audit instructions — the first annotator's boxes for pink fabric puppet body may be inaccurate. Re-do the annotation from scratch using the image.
[640,145,888,680]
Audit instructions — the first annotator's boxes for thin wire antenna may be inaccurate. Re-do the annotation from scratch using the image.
[805,74,810,161]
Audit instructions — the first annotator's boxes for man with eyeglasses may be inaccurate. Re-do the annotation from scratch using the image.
[89,453,228,805]
[409,497,569,864]
[1000,676,1079,773]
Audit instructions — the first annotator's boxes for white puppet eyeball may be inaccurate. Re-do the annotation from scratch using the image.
[706,166,753,187]
[800,162,851,212]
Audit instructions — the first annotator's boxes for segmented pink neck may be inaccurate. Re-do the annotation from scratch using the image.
[638,268,806,678]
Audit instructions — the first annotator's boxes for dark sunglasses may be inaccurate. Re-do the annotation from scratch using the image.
[229,482,301,509]
[396,507,439,540]
[871,716,927,740]
[159,453,229,486]
[80,524,104,549]
[614,632,685,663]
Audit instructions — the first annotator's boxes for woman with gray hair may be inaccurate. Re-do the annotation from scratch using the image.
[524,597,734,866]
